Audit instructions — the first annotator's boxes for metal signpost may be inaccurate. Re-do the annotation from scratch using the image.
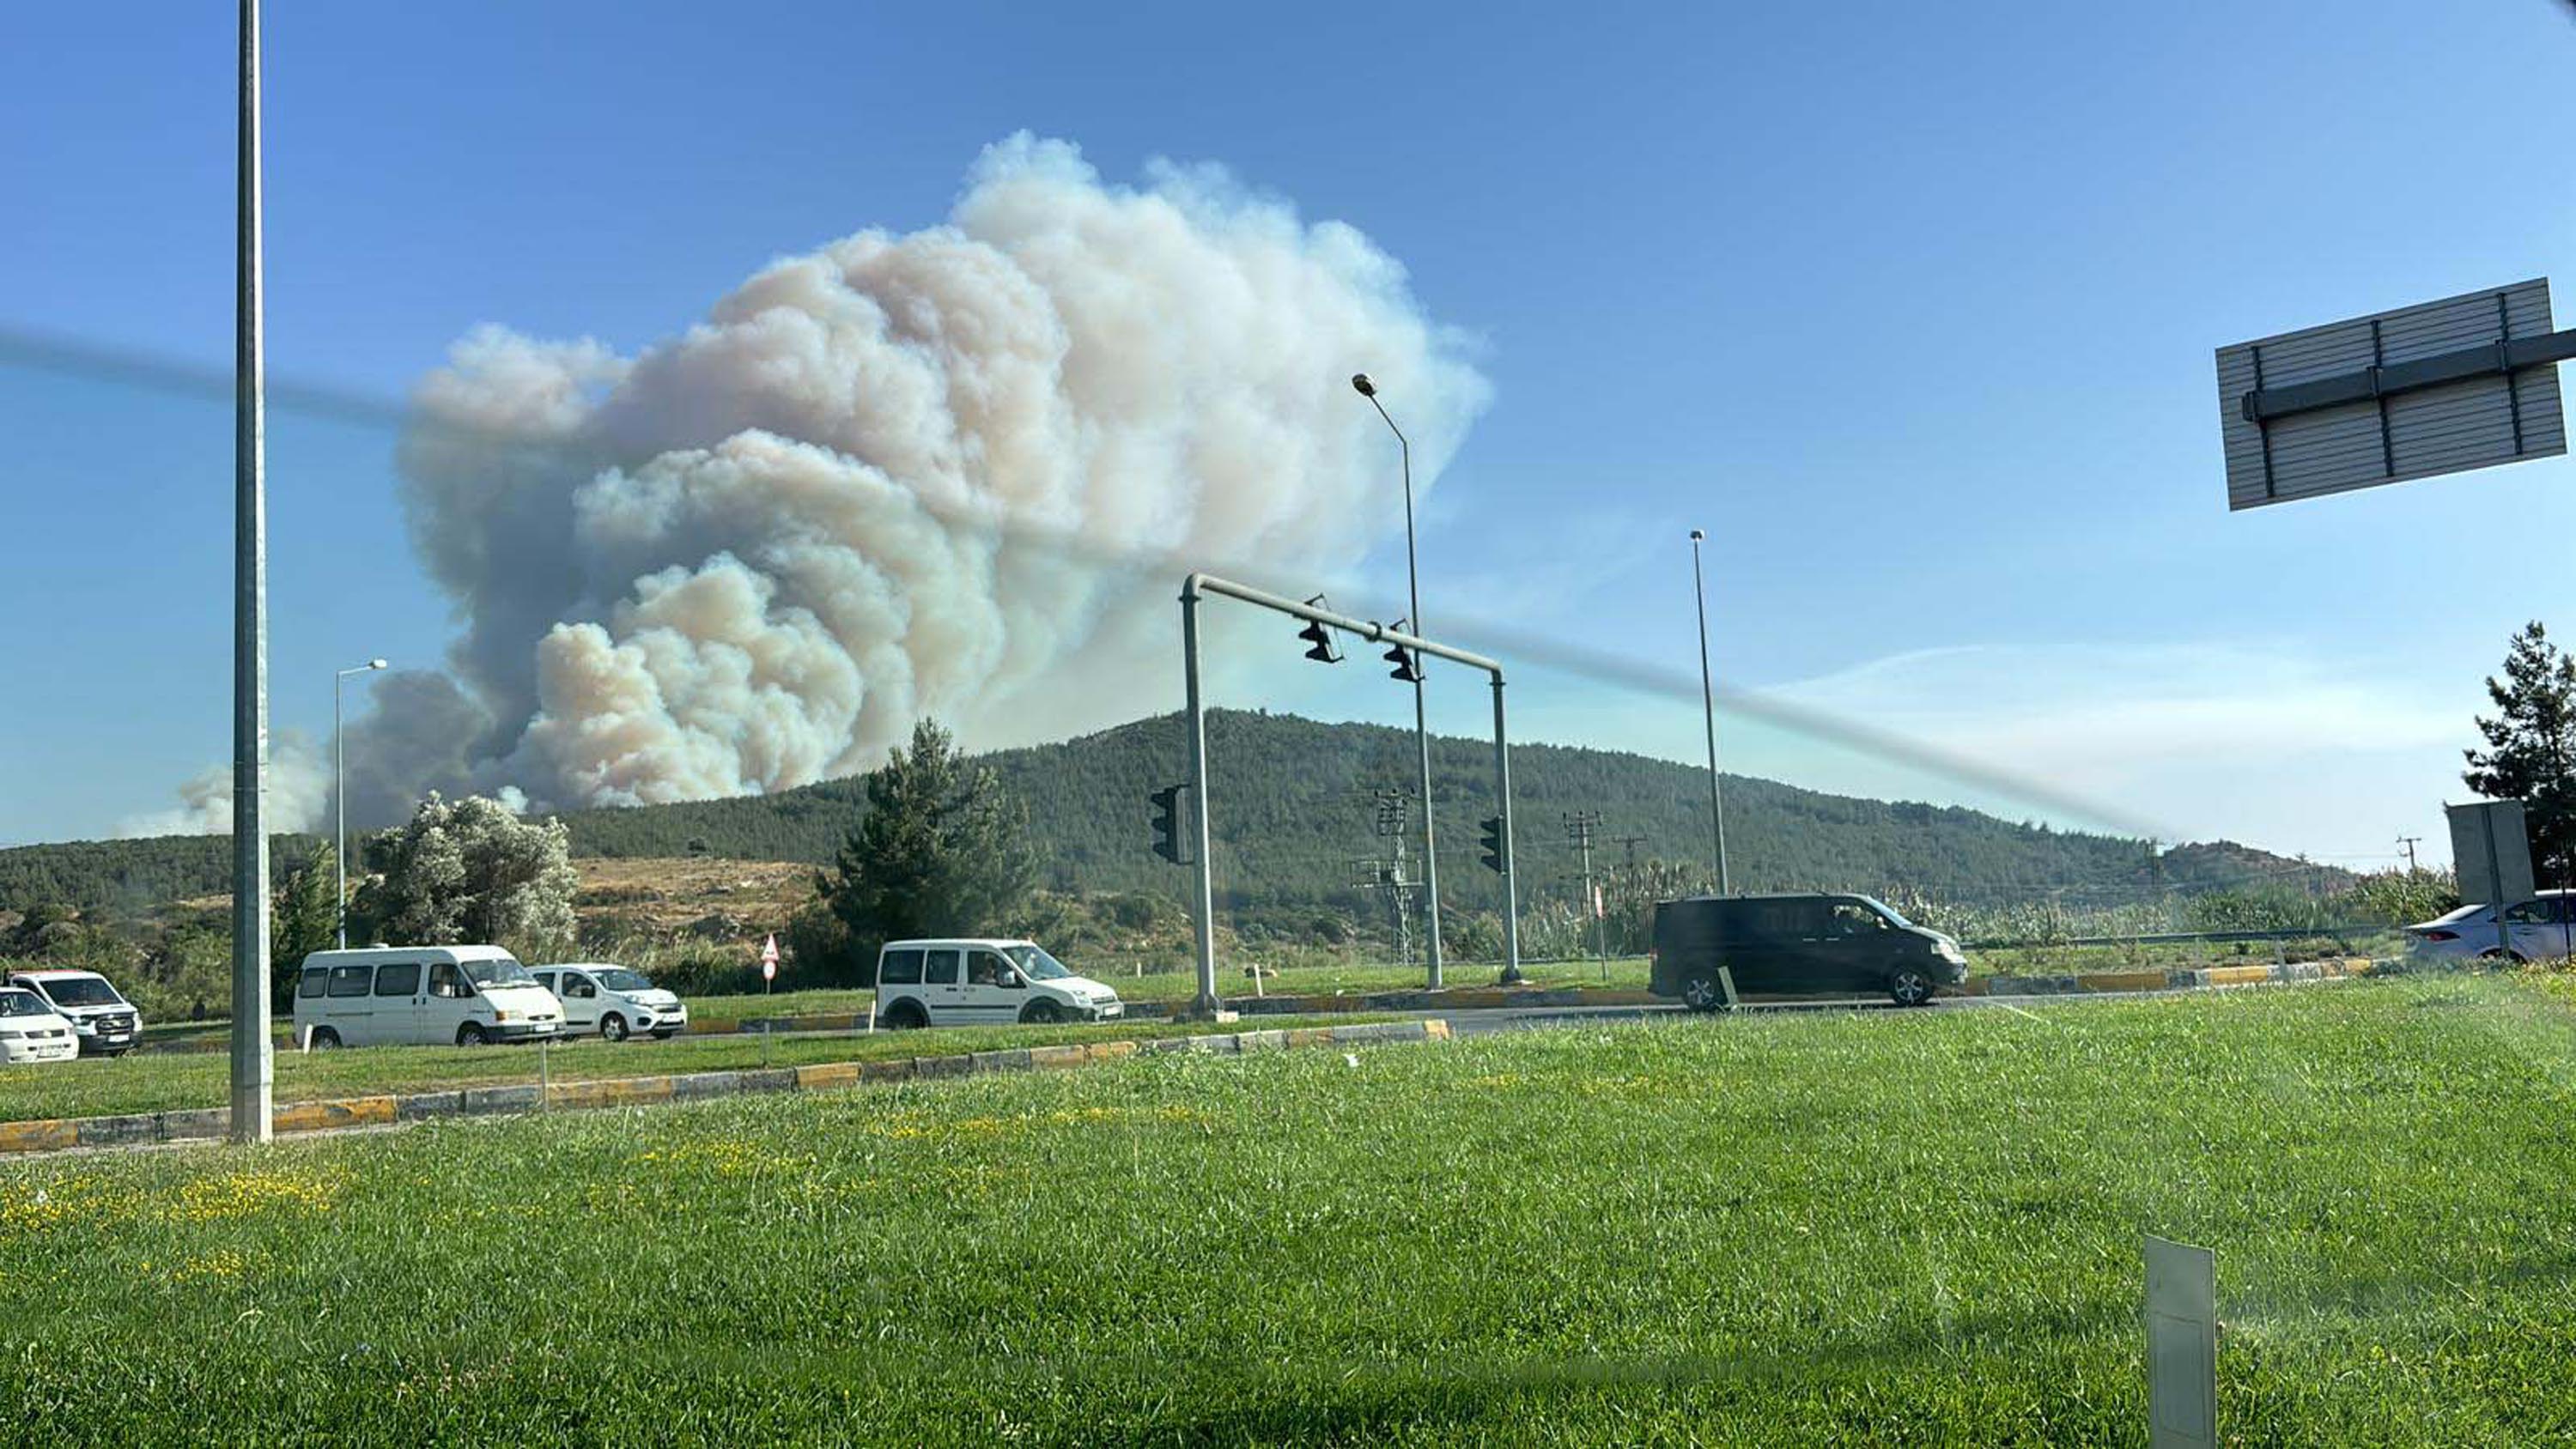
[2447,800,2535,957]
[1178,574,1521,1016]
[2217,279,2568,510]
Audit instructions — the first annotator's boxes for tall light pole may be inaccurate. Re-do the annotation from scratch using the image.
[1688,530,1731,894]
[230,0,271,1144]
[1352,373,1443,988]
[334,659,387,949]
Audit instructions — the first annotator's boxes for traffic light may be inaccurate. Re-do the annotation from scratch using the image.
[1383,640,1423,683]
[1297,618,1342,664]
[1478,816,1505,874]
[1150,784,1184,864]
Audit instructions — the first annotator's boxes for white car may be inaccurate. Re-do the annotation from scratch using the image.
[531,964,689,1041]
[293,945,564,1048]
[2403,892,2576,964]
[0,987,79,1064]
[872,939,1122,1028]
[6,969,142,1057]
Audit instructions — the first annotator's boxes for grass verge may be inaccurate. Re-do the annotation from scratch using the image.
[0,1016,1395,1125]
[6,977,2576,1441]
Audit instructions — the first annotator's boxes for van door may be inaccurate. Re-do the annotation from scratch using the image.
[962,948,1020,1025]
[369,960,425,1046]
[1817,901,1894,992]
[324,964,377,1042]
[423,961,474,1046]
[555,970,602,1035]
[920,949,964,1025]
[1724,900,1802,992]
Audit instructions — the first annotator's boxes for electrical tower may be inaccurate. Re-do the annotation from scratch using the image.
[1565,810,1607,973]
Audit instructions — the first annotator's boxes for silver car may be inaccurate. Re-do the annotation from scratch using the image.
[2403,892,2575,964]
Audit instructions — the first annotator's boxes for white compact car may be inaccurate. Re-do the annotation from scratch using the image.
[6,969,142,1057]
[872,939,1121,1029]
[293,945,564,1048]
[0,987,79,1064]
[531,964,689,1041]
[2403,892,2576,964]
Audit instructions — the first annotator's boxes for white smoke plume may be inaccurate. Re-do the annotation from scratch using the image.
[134,134,1486,833]
[122,731,332,838]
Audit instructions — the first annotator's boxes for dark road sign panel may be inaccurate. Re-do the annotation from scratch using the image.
[2217,279,2566,511]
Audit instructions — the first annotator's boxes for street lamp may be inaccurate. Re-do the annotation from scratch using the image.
[1352,373,1443,988]
[334,658,387,949]
[1687,530,1731,894]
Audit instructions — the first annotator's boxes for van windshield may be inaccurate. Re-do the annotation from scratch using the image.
[593,968,653,992]
[1002,945,1072,980]
[35,975,124,1007]
[465,958,537,988]
[0,991,51,1017]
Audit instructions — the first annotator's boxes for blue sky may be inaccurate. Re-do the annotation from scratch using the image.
[3,1,2573,864]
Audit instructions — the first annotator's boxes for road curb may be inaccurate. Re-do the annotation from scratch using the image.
[0,1018,1456,1159]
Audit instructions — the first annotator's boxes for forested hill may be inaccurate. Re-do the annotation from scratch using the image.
[558,711,2293,912]
[1,711,2330,920]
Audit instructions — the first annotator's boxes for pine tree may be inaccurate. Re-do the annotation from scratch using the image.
[2463,621,2576,882]
[817,719,1037,977]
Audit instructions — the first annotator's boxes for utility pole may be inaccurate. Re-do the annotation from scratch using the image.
[229,0,273,1145]
[1688,529,1731,893]
[1566,811,1606,977]
[1353,375,1443,987]
[1369,790,1416,967]
[2397,835,2422,873]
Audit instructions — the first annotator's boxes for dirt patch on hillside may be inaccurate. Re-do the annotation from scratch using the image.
[576,858,813,946]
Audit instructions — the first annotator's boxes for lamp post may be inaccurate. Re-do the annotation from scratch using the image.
[1352,373,1443,989]
[334,658,386,949]
[1688,530,1731,894]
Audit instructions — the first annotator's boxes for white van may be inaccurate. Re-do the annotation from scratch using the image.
[292,946,564,1048]
[6,969,142,1056]
[0,987,79,1064]
[530,964,690,1041]
[872,939,1122,1028]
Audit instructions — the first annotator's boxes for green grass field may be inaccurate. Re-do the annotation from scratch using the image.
[0,1016,1389,1125]
[6,974,2576,1442]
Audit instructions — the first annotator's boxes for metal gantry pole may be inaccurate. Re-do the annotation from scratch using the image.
[1181,581,1221,1018]
[229,0,273,1144]
[1491,676,1523,985]
[1690,530,1731,894]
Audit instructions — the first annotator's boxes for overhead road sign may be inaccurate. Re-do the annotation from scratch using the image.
[2216,279,2568,510]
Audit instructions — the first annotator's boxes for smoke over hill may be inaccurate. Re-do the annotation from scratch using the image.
[135,134,1486,834]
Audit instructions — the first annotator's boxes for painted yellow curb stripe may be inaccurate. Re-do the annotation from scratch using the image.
[794,1062,863,1090]
[0,1119,77,1153]
[1028,1044,1086,1070]
[275,1096,396,1134]
[2202,965,2274,986]
[2081,970,2170,993]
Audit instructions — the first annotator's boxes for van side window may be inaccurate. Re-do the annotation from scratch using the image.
[298,968,327,999]
[967,950,1010,985]
[925,949,962,985]
[375,962,422,997]
[879,949,924,985]
[327,965,372,997]
[532,972,556,992]
[563,973,596,999]
[428,963,469,999]
[1827,904,1882,937]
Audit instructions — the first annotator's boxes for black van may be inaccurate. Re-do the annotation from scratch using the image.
[1649,893,1967,1009]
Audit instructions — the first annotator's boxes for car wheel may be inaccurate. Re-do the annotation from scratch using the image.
[1887,968,1936,1007]
[456,1022,491,1047]
[1021,999,1065,1026]
[1680,973,1728,1013]
[2477,948,2528,966]
[882,1000,927,1030]
[308,1028,342,1051]
[600,1014,629,1042]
